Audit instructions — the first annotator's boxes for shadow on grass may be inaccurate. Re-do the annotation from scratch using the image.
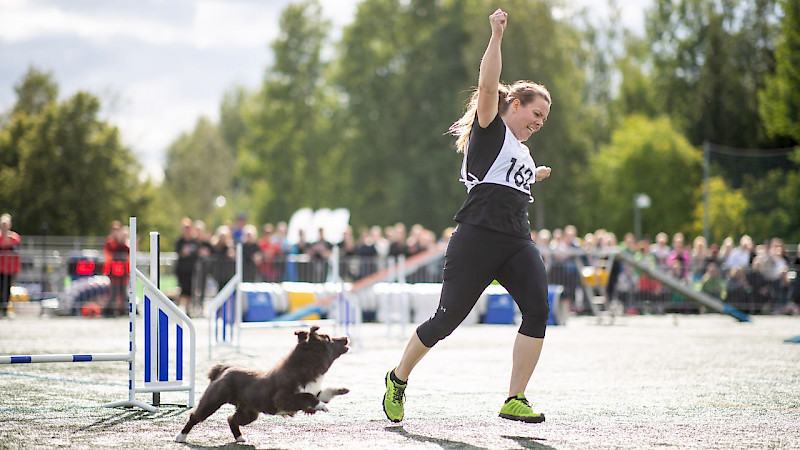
[502,435,556,449]
[182,443,259,450]
[79,407,288,449]
[78,405,188,431]
[386,425,489,450]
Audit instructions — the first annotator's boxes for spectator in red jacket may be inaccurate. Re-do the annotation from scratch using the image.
[0,213,21,317]
[103,220,129,316]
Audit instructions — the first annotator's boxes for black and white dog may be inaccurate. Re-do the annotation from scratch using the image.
[176,326,349,443]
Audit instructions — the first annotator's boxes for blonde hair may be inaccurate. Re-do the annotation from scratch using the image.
[448,80,551,153]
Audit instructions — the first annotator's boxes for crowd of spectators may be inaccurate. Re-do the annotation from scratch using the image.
[171,214,454,315]
[7,212,794,319]
[533,227,799,316]
[168,214,798,317]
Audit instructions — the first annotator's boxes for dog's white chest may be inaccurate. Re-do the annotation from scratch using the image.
[299,375,325,395]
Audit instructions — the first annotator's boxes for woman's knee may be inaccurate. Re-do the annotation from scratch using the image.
[517,297,550,338]
[416,313,463,347]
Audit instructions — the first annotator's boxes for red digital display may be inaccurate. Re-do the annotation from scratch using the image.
[110,260,129,277]
[75,260,96,276]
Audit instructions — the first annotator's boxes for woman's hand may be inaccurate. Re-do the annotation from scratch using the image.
[489,9,507,36]
[535,166,551,182]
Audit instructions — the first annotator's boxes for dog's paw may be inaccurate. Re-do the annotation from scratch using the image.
[175,433,187,443]
[319,387,350,402]
[314,401,329,412]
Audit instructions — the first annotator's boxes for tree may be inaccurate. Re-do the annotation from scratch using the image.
[333,0,476,229]
[759,0,800,144]
[219,86,250,152]
[691,176,748,243]
[615,37,660,119]
[482,0,596,231]
[645,0,781,148]
[589,115,702,238]
[162,117,235,221]
[333,0,595,231]
[777,149,800,242]
[0,68,146,235]
[739,169,791,242]
[11,66,58,117]
[237,0,346,225]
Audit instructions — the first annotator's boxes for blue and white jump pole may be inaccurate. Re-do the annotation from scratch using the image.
[0,217,196,412]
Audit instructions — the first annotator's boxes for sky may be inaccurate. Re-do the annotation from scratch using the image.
[0,0,650,183]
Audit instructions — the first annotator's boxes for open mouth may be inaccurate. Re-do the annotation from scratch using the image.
[526,125,534,133]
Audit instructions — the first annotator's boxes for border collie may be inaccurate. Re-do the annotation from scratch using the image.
[175,326,349,443]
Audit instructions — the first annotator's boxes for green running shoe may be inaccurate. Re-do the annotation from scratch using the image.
[499,394,545,423]
[383,370,406,422]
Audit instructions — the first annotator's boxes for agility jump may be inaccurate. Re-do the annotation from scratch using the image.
[207,245,362,356]
[0,217,196,412]
[615,251,750,322]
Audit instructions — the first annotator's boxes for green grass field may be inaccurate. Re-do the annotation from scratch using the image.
[1,313,799,449]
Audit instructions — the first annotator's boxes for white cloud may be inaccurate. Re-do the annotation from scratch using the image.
[1,0,648,184]
[0,0,287,182]
[0,1,175,45]
[555,0,651,35]
[192,0,282,49]
[0,0,280,49]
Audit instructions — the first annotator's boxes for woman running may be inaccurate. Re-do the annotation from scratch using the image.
[383,8,553,424]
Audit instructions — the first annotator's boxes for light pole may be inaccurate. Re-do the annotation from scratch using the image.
[633,193,651,240]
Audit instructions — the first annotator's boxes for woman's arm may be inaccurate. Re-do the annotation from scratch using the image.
[476,9,507,128]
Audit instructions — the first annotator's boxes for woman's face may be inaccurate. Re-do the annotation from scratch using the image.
[505,96,550,142]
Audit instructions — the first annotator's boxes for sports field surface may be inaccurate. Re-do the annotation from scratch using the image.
[1,313,798,449]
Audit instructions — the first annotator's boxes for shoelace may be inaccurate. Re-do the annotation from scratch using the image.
[392,384,406,403]
[508,396,530,408]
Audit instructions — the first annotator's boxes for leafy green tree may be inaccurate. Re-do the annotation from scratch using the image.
[334,0,594,232]
[739,169,791,242]
[729,148,800,242]
[333,0,467,229]
[777,149,800,241]
[0,68,146,235]
[219,86,250,152]
[11,66,58,117]
[645,0,780,148]
[162,117,235,221]
[589,115,702,238]
[615,37,660,119]
[759,0,800,144]
[487,0,596,231]
[691,176,748,243]
[237,0,346,225]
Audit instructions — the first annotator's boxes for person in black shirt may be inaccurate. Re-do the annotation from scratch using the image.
[383,8,552,424]
[175,218,199,315]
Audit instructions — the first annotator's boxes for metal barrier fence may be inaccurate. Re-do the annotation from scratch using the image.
[541,249,798,316]
[5,245,798,317]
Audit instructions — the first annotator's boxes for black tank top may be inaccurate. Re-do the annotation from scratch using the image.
[453,115,533,238]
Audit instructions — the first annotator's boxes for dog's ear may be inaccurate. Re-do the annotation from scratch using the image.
[295,330,309,342]
[308,326,320,340]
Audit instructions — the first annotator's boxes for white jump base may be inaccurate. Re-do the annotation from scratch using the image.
[0,217,196,413]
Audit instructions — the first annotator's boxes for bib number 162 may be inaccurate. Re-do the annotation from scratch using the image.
[505,158,533,187]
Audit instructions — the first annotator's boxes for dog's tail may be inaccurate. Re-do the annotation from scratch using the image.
[208,364,231,381]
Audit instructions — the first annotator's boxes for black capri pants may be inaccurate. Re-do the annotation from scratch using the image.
[417,223,549,348]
